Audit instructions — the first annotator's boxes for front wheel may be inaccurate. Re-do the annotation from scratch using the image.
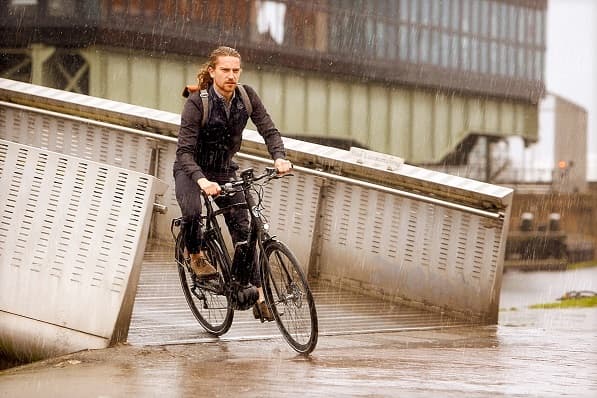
[261,241,318,354]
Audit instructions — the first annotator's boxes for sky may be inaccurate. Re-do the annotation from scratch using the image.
[533,0,597,181]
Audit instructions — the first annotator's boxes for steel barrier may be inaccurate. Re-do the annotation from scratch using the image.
[0,78,513,334]
[0,139,167,361]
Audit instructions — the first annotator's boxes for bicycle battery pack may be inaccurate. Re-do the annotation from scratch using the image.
[231,241,253,285]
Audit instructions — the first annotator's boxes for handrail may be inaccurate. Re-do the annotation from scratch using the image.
[1,99,503,220]
[236,153,504,221]
[0,100,176,144]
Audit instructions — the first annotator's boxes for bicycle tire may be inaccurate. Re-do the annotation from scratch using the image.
[176,232,234,336]
[262,240,318,354]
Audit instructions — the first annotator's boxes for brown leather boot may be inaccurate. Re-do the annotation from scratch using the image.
[189,253,218,279]
[253,300,274,322]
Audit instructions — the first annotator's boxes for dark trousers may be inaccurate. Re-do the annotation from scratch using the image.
[174,169,258,285]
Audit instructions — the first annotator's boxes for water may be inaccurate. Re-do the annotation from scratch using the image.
[499,267,597,331]
[500,267,597,309]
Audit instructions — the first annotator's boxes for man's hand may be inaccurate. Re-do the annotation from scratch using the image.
[197,178,221,196]
[274,158,292,175]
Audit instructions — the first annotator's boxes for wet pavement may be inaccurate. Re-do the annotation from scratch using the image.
[1,267,596,397]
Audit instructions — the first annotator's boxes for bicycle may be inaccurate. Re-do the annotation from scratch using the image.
[171,167,318,354]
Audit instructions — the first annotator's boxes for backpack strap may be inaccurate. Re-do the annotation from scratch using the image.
[237,84,253,118]
[199,89,209,128]
[183,84,252,128]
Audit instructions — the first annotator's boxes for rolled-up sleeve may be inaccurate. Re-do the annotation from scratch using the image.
[176,95,205,182]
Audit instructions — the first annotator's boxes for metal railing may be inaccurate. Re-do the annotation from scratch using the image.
[0,78,513,326]
[0,138,168,361]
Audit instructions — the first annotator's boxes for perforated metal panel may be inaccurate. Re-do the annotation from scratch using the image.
[0,105,155,173]
[234,157,322,271]
[319,181,504,319]
[0,139,167,359]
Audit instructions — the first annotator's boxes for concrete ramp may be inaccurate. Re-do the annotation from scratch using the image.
[0,139,167,361]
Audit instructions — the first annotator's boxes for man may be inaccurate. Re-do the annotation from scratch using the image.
[173,46,292,321]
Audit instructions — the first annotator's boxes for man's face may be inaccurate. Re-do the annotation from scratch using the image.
[209,55,241,98]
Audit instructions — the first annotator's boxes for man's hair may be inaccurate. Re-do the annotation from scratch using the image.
[197,46,242,90]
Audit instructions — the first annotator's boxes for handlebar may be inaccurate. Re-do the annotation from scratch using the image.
[221,167,286,194]
[201,167,290,199]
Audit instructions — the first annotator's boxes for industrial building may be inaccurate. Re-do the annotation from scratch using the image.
[1,0,546,176]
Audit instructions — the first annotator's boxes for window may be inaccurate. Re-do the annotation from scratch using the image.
[535,10,544,46]
[518,8,526,44]
[480,40,489,73]
[490,3,499,38]
[471,37,479,72]
[431,30,441,65]
[386,1,399,59]
[462,36,470,70]
[399,0,408,22]
[430,0,440,27]
[490,41,498,74]
[526,48,534,79]
[462,0,471,33]
[507,45,515,76]
[470,0,479,35]
[386,21,398,60]
[450,0,460,31]
[499,4,507,40]
[517,46,525,78]
[480,0,489,36]
[535,49,543,80]
[420,0,430,24]
[420,28,430,63]
[48,0,77,17]
[450,34,459,68]
[409,0,418,22]
[376,20,387,59]
[441,32,450,67]
[499,43,507,75]
[399,25,409,60]
[409,25,419,62]
[508,4,517,41]
[441,0,450,28]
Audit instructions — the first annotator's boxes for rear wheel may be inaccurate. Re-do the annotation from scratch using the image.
[261,241,318,354]
[176,232,233,335]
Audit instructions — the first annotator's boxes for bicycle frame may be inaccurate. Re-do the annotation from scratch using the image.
[201,168,273,285]
[232,169,297,305]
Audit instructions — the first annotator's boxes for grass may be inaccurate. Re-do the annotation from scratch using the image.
[529,296,597,309]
